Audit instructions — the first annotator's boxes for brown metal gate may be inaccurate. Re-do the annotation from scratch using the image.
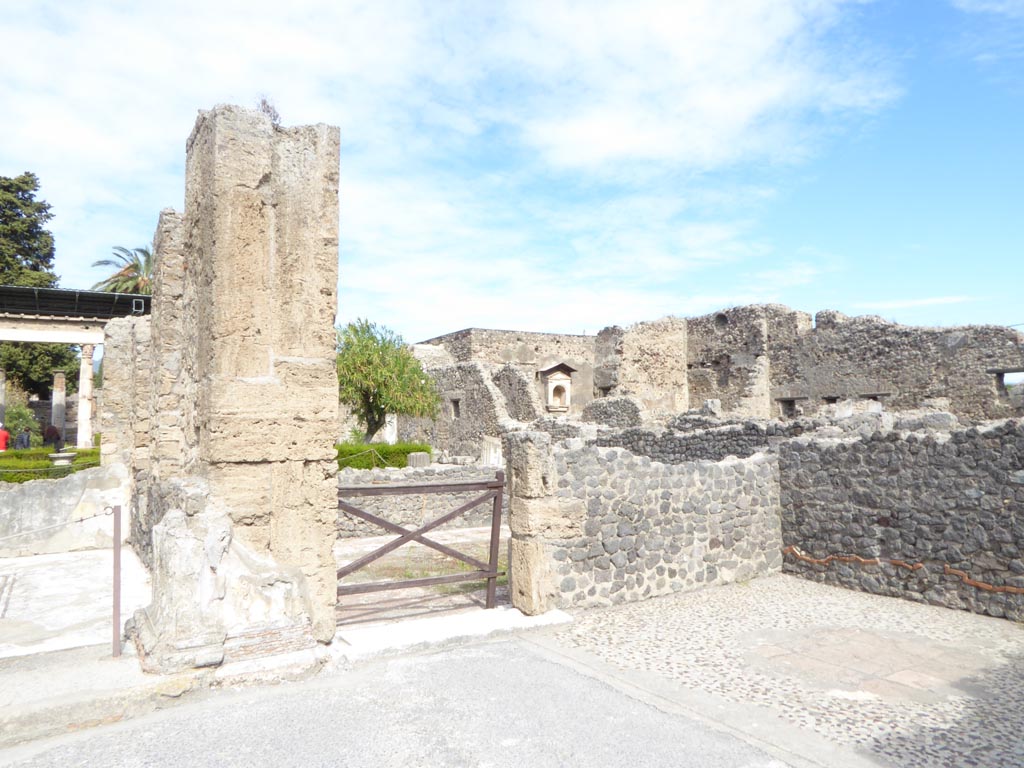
[337,471,506,609]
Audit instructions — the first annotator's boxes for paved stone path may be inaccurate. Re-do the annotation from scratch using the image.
[552,573,1024,768]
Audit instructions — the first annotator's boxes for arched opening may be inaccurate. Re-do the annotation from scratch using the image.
[552,385,566,407]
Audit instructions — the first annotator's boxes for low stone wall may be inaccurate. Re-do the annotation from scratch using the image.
[779,419,1024,621]
[505,431,782,613]
[0,464,129,557]
[580,396,642,428]
[337,465,509,538]
[592,421,794,463]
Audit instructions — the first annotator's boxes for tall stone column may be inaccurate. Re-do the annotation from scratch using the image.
[0,368,6,425]
[131,105,340,672]
[76,345,95,448]
[51,371,66,440]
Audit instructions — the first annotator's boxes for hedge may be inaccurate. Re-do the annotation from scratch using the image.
[0,447,101,484]
[336,442,431,470]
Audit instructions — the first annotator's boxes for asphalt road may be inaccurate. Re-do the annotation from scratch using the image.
[0,638,791,768]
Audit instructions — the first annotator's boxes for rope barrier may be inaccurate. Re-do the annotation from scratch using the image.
[0,460,101,475]
[0,507,113,543]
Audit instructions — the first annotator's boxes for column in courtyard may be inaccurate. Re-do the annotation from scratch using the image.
[76,345,95,448]
[51,371,66,440]
[0,368,5,424]
[132,105,340,671]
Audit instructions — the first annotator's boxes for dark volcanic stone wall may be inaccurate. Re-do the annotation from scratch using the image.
[592,421,797,463]
[779,419,1024,621]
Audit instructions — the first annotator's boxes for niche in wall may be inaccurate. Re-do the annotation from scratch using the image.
[538,363,577,413]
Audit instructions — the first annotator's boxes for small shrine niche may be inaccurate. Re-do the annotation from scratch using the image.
[538,363,576,413]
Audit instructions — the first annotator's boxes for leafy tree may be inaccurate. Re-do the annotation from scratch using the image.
[0,172,57,287]
[0,173,79,396]
[336,319,439,442]
[91,245,153,294]
[2,401,41,448]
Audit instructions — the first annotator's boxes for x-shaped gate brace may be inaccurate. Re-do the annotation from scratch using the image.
[337,471,506,609]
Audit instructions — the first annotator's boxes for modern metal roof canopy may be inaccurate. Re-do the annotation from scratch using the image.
[0,285,150,319]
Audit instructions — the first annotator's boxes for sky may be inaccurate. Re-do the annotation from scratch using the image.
[1,0,1022,345]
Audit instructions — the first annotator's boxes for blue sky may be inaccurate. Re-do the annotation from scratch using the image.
[1,0,1021,343]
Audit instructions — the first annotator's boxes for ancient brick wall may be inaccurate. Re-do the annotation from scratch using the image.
[779,419,1024,621]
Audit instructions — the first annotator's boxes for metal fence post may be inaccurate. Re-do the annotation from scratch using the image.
[112,505,121,657]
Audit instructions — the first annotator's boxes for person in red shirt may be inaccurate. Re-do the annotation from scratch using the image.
[0,423,9,452]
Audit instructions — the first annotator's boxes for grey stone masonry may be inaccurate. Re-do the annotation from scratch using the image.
[779,418,1024,621]
[504,428,782,614]
[336,465,509,538]
[592,420,799,463]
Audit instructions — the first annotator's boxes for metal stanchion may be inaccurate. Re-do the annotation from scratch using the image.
[112,505,121,657]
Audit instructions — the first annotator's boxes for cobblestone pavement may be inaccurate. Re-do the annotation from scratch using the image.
[554,574,1024,768]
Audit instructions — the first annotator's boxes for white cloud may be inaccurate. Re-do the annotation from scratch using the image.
[1,1,899,336]
[951,0,1024,18]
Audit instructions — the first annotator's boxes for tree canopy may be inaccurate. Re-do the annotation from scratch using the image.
[0,173,78,397]
[92,245,154,294]
[336,319,439,442]
[0,172,58,287]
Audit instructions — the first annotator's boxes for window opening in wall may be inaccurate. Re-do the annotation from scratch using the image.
[775,396,806,419]
[451,399,461,418]
[986,367,1024,401]
[598,386,612,397]
[822,396,839,405]
[714,313,729,329]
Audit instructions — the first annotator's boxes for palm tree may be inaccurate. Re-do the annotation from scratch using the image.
[91,246,154,294]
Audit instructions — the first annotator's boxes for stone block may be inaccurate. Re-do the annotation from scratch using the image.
[503,431,554,499]
[508,496,586,538]
[509,538,559,615]
[407,451,431,468]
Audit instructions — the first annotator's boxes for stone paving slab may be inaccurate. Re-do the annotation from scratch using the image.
[0,548,150,659]
[549,573,1024,768]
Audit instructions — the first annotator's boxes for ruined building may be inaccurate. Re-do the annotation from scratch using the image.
[402,305,1024,461]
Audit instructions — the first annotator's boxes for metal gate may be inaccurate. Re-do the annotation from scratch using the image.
[337,471,506,609]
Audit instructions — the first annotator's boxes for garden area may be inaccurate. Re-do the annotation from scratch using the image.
[0,447,100,484]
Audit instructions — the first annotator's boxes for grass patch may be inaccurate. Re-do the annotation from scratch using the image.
[336,442,431,470]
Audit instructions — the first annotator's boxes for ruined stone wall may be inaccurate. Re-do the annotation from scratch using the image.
[398,362,509,459]
[769,311,1024,422]
[594,317,687,412]
[491,363,543,423]
[592,422,794,463]
[421,328,596,415]
[779,419,1024,621]
[581,396,643,429]
[686,306,778,419]
[128,106,341,671]
[336,465,509,538]
[505,431,781,613]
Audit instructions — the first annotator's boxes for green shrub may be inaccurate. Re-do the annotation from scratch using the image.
[0,447,101,484]
[336,442,431,470]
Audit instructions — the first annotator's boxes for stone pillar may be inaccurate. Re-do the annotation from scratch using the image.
[504,431,582,615]
[51,371,66,440]
[0,368,5,425]
[76,345,95,448]
[130,105,340,672]
[148,209,187,480]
